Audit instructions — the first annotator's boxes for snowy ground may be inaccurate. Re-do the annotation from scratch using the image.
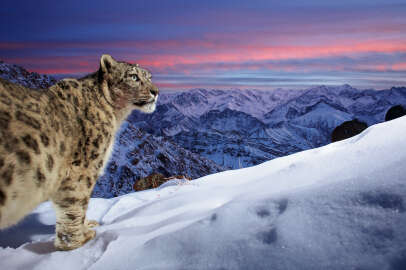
[1,117,406,270]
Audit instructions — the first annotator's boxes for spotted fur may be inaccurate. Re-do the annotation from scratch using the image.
[0,55,158,250]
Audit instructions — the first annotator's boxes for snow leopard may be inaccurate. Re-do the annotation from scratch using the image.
[0,55,158,250]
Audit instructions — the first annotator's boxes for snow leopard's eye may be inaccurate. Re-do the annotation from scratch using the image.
[131,74,140,81]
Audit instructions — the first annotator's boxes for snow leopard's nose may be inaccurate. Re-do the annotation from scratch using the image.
[150,87,159,97]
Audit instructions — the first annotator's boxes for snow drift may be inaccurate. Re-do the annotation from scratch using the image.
[1,117,406,270]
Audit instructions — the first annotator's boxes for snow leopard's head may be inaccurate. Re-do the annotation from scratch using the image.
[99,54,158,114]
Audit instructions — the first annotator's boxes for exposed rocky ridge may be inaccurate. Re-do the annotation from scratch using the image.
[92,122,225,198]
[0,60,56,89]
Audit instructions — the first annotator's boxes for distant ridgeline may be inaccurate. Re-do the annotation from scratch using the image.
[2,61,406,197]
[0,60,56,89]
[129,86,406,169]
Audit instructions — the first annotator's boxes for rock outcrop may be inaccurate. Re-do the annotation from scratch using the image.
[385,105,406,121]
[331,119,368,142]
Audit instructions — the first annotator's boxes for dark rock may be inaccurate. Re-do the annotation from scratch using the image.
[331,119,368,142]
[385,105,406,122]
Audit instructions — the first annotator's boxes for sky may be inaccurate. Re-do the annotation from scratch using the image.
[1,0,406,91]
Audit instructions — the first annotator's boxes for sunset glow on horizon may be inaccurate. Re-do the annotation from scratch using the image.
[1,0,406,90]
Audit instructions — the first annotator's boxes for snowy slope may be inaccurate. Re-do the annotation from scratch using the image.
[1,116,406,270]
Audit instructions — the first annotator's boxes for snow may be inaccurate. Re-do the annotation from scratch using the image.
[1,117,406,270]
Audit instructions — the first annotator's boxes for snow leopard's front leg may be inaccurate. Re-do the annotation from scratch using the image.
[51,173,98,251]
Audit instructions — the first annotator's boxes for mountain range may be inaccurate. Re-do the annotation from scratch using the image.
[130,85,406,169]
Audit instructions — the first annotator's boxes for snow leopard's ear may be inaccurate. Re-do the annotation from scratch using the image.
[100,54,118,74]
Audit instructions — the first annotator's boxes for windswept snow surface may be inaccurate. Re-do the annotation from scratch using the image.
[1,117,406,270]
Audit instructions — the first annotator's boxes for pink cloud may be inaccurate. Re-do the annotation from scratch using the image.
[2,37,406,75]
[133,39,406,70]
